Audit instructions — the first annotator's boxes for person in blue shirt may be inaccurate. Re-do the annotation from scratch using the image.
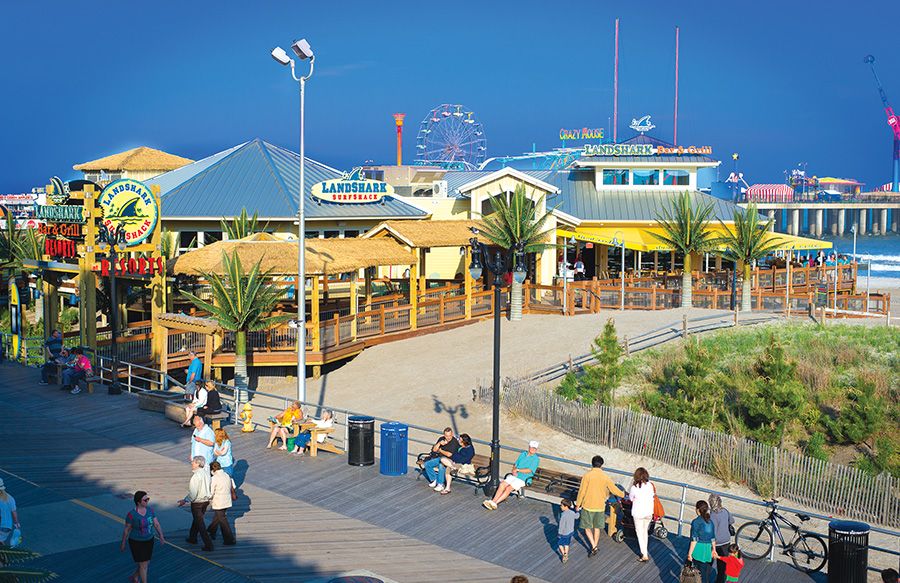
[434,433,475,494]
[688,500,718,583]
[483,441,540,510]
[39,329,63,385]
[185,351,203,398]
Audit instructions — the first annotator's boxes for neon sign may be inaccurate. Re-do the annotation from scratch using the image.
[559,127,604,141]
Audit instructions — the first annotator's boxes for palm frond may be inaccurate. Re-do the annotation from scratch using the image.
[716,203,783,264]
[649,191,717,254]
[221,208,268,240]
[480,183,559,260]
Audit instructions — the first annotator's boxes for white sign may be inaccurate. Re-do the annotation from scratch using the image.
[629,115,656,133]
[311,168,394,204]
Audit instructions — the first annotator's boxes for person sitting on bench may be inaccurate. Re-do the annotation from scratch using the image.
[196,381,222,417]
[39,329,63,385]
[482,441,540,510]
[433,433,474,494]
[266,401,303,450]
[63,348,92,395]
[290,410,333,456]
[182,380,208,427]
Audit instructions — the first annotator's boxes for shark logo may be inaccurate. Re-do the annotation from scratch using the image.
[629,115,656,133]
[97,179,158,246]
[49,176,70,205]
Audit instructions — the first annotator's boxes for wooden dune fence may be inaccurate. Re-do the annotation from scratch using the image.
[477,377,900,529]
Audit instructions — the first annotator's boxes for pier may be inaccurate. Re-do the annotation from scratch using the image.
[745,201,900,236]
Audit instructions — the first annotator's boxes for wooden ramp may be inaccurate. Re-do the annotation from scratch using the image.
[0,363,822,583]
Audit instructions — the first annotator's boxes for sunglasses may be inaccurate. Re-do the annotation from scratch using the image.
[142,497,150,502]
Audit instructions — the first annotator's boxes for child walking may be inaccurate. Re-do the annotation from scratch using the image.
[557,498,579,563]
[718,543,744,582]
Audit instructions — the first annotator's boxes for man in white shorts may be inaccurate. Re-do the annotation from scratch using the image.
[482,441,540,510]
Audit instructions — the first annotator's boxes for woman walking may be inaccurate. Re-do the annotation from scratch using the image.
[121,490,165,583]
[213,428,234,478]
[687,500,717,583]
[0,479,19,547]
[628,467,655,563]
[709,494,735,583]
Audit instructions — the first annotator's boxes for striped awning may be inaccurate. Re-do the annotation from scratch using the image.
[746,184,794,202]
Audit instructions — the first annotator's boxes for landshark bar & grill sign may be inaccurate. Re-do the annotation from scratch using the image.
[35,205,85,223]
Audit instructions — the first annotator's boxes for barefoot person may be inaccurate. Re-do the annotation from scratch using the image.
[576,455,623,557]
[482,441,540,510]
[121,490,165,583]
[266,401,303,450]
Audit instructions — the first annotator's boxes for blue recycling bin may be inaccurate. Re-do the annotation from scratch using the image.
[379,422,408,476]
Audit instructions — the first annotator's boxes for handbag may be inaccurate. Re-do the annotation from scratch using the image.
[651,483,665,519]
[9,527,22,548]
[230,480,238,502]
[679,561,702,583]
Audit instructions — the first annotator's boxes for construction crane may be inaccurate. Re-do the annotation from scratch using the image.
[864,55,900,192]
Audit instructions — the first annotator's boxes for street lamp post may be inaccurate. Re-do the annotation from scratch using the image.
[468,234,525,495]
[612,231,625,310]
[272,39,315,402]
[850,225,857,263]
[98,224,127,395]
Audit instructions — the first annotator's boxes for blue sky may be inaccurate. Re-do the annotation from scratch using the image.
[0,0,897,192]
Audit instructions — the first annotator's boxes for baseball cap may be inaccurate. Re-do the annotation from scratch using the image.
[528,440,540,449]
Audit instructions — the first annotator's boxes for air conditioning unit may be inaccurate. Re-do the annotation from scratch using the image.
[432,180,448,198]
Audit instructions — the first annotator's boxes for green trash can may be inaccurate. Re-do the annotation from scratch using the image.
[286,436,297,451]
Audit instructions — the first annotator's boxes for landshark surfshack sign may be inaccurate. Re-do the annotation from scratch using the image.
[97,179,159,246]
[311,168,393,203]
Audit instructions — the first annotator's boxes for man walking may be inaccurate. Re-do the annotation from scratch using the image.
[177,456,213,551]
[190,415,216,467]
[575,455,623,557]
[207,461,236,545]
[39,329,63,385]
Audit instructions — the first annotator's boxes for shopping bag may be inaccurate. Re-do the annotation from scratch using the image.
[679,562,701,583]
[9,527,22,548]
[652,483,665,519]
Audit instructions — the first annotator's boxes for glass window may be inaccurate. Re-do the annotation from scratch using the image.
[343,230,360,238]
[204,231,223,244]
[663,169,690,185]
[304,230,319,239]
[323,230,340,239]
[632,169,660,186]
[602,169,629,185]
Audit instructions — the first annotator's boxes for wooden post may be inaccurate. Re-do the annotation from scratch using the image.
[333,313,340,347]
[379,305,386,336]
[599,245,609,275]
[409,261,418,330]
[464,246,473,319]
[418,248,427,292]
[653,251,659,274]
[364,268,373,311]
[651,287,657,310]
[79,184,98,353]
[311,275,321,351]
[149,186,166,367]
[350,271,358,340]
[42,275,60,339]
[682,314,688,338]
[159,324,169,375]
[203,334,213,379]
[624,335,630,355]
[669,250,675,272]
[439,295,445,325]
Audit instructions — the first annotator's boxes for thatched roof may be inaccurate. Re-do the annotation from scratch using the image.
[73,147,193,172]
[168,236,416,276]
[157,313,220,333]
[363,219,483,248]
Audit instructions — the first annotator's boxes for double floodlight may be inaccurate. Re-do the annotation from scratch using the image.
[271,39,314,66]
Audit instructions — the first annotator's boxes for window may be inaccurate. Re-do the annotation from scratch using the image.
[663,169,690,186]
[343,230,360,238]
[304,230,320,239]
[179,231,198,251]
[204,231,223,244]
[602,169,629,185]
[632,169,660,186]
[323,230,340,239]
[362,169,384,181]
[85,173,101,183]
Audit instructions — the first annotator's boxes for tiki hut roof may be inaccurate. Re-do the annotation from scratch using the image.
[157,313,220,334]
[168,236,416,277]
[363,219,483,248]
[73,147,193,172]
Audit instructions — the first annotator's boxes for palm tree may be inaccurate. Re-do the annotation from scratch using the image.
[0,209,43,272]
[479,183,556,320]
[180,250,290,401]
[649,191,717,308]
[0,547,57,582]
[717,204,782,312]
[221,208,267,240]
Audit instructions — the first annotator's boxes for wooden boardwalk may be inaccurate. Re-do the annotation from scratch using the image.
[0,362,823,583]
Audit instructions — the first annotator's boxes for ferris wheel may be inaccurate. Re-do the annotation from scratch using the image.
[415,104,487,170]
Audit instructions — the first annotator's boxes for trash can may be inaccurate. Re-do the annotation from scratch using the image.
[379,422,408,476]
[828,520,869,583]
[347,415,375,466]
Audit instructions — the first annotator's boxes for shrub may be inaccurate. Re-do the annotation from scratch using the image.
[805,432,829,461]
[645,337,724,430]
[824,380,885,445]
[740,334,806,446]
[555,319,623,406]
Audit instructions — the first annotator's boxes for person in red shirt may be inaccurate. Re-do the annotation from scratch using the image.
[64,347,93,395]
[718,543,744,582]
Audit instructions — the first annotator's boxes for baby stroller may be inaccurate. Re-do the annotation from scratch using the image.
[611,496,668,543]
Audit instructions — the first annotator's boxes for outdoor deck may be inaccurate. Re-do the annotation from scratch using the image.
[0,362,823,583]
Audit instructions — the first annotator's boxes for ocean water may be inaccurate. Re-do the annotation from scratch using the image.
[821,234,900,289]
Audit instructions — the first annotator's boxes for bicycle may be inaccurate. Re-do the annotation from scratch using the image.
[735,499,827,573]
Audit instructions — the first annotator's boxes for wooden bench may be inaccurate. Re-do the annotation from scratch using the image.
[415,452,491,493]
[524,468,581,503]
[268,420,301,448]
[306,427,344,457]
[205,411,230,430]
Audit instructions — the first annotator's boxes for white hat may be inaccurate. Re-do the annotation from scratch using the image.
[528,440,540,449]
[0,478,5,491]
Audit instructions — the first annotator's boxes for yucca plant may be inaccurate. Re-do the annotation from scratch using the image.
[0,209,44,271]
[650,191,717,308]
[479,183,556,320]
[181,250,291,401]
[717,204,782,312]
[0,547,57,582]
[221,208,267,240]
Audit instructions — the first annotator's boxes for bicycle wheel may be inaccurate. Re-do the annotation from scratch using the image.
[790,533,827,573]
[735,521,773,559]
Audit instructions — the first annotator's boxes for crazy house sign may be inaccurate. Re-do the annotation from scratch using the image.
[311,168,394,203]
[97,179,159,246]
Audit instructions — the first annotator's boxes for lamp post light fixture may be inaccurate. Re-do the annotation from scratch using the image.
[850,224,857,264]
[468,232,525,495]
[272,38,315,402]
[97,223,127,395]
[612,231,625,310]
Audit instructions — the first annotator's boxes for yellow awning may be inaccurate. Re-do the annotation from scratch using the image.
[558,226,832,253]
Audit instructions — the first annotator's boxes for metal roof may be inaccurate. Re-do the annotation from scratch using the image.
[442,170,556,198]
[149,139,427,220]
[543,172,739,222]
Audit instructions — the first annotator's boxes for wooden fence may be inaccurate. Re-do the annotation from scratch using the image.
[477,377,900,529]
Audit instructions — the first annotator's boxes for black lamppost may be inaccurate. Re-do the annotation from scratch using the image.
[98,223,126,395]
[468,232,525,494]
